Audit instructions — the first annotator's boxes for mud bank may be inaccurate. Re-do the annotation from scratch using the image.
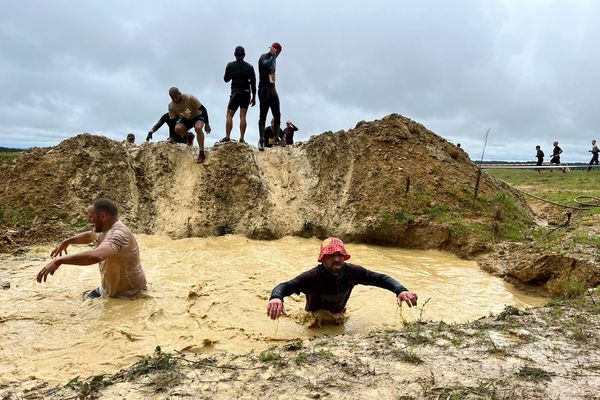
[0,114,531,259]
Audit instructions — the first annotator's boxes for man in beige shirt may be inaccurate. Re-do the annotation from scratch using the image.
[168,87,212,163]
[36,198,147,298]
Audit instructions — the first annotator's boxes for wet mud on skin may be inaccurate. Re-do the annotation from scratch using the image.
[0,235,546,385]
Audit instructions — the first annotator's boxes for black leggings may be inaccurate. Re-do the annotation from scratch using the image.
[258,88,281,127]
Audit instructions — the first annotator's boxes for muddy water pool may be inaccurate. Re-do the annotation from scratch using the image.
[0,235,546,384]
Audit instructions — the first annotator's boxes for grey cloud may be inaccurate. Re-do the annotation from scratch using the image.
[1,1,599,162]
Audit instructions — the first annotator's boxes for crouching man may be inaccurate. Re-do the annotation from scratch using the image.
[36,198,147,298]
[267,237,417,320]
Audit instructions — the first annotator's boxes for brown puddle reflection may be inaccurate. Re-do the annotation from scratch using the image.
[0,235,547,384]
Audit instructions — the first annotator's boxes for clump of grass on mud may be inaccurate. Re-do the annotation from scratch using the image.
[0,202,35,229]
[120,346,182,391]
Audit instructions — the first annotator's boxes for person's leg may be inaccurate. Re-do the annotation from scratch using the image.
[225,109,235,141]
[194,120,206,163]
[270,91,281,141]
[258,89,268,150]
[239,107,248,142]
[174,123,188,139]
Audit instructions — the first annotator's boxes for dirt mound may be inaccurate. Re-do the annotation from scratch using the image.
[0,114,532,256]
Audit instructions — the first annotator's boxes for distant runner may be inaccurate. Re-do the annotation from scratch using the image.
[550,141,562,164]
[222,46,256,144]
[36,198,147,299]
[167,87,211,163]
[266,237,418,320]
[535,145,544,173]
[257,42,282,150]
[588,139,599,171]
[550,141,565,173]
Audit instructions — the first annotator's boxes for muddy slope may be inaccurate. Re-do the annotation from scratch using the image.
[0,114,531,256]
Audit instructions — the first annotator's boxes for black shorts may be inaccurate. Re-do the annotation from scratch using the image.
[175,115,206,131]
[227,91,251,111]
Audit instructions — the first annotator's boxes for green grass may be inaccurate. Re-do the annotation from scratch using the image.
[0,203,35,228]
[0,151,20,165]
[486,169,600,214]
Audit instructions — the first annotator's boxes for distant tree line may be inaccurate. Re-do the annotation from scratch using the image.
[0,147,25,153]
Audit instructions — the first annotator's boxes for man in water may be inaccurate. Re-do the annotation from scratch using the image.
[257,42,282,151]
[266,237,418,320]
[167,87,211,163]
[222,45,256,144]
[36,198,147,298]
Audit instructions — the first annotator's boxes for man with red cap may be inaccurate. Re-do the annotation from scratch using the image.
[257,42,282,150]
[267,237,418,320]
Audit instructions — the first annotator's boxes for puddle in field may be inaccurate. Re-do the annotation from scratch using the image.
[0,235,546,384]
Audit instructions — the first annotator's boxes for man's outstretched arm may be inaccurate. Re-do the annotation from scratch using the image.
[267,279,302,320]
[37,243,116,283]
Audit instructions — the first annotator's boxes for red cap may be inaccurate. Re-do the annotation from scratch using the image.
[271,42,282,54]
[318,237,350,262]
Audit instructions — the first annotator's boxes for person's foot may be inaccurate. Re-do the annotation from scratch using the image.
[219,137,231,143]
[239,138,246,144]
[87,288,101,299]
[187,133,195,146]
[258,139,265,151]
[196,150,206,163]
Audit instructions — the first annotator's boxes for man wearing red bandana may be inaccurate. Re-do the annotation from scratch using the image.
[267,237,418,320]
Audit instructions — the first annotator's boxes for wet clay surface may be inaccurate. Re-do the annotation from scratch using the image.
[0,235,545,385]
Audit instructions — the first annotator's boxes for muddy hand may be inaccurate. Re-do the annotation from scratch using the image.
[267,298,286,320]
[50,241,69,258]
[37,260,60,283]
[397,291,418,308]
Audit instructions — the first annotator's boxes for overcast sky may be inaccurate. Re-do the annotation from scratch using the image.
[1,0,599,162]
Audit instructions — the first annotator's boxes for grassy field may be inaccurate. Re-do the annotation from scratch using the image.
[485,168,600,212]
[0,151,20,165]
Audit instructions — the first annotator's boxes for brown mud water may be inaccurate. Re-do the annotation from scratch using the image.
[0,235,545,388]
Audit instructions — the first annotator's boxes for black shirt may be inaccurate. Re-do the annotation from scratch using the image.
[269,263,408,313]
[224,60,256,95]
[258,52,277,89]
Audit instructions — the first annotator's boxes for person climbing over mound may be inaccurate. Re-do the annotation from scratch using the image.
[146,112,195,145]
[167,87,211,163]
[266,237,418,321]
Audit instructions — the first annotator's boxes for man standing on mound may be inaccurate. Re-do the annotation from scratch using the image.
[266,237,418,320]
[167,87,211,163]
[36,198,147,299]
[222,45,256,144]
[257,42,282,151]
